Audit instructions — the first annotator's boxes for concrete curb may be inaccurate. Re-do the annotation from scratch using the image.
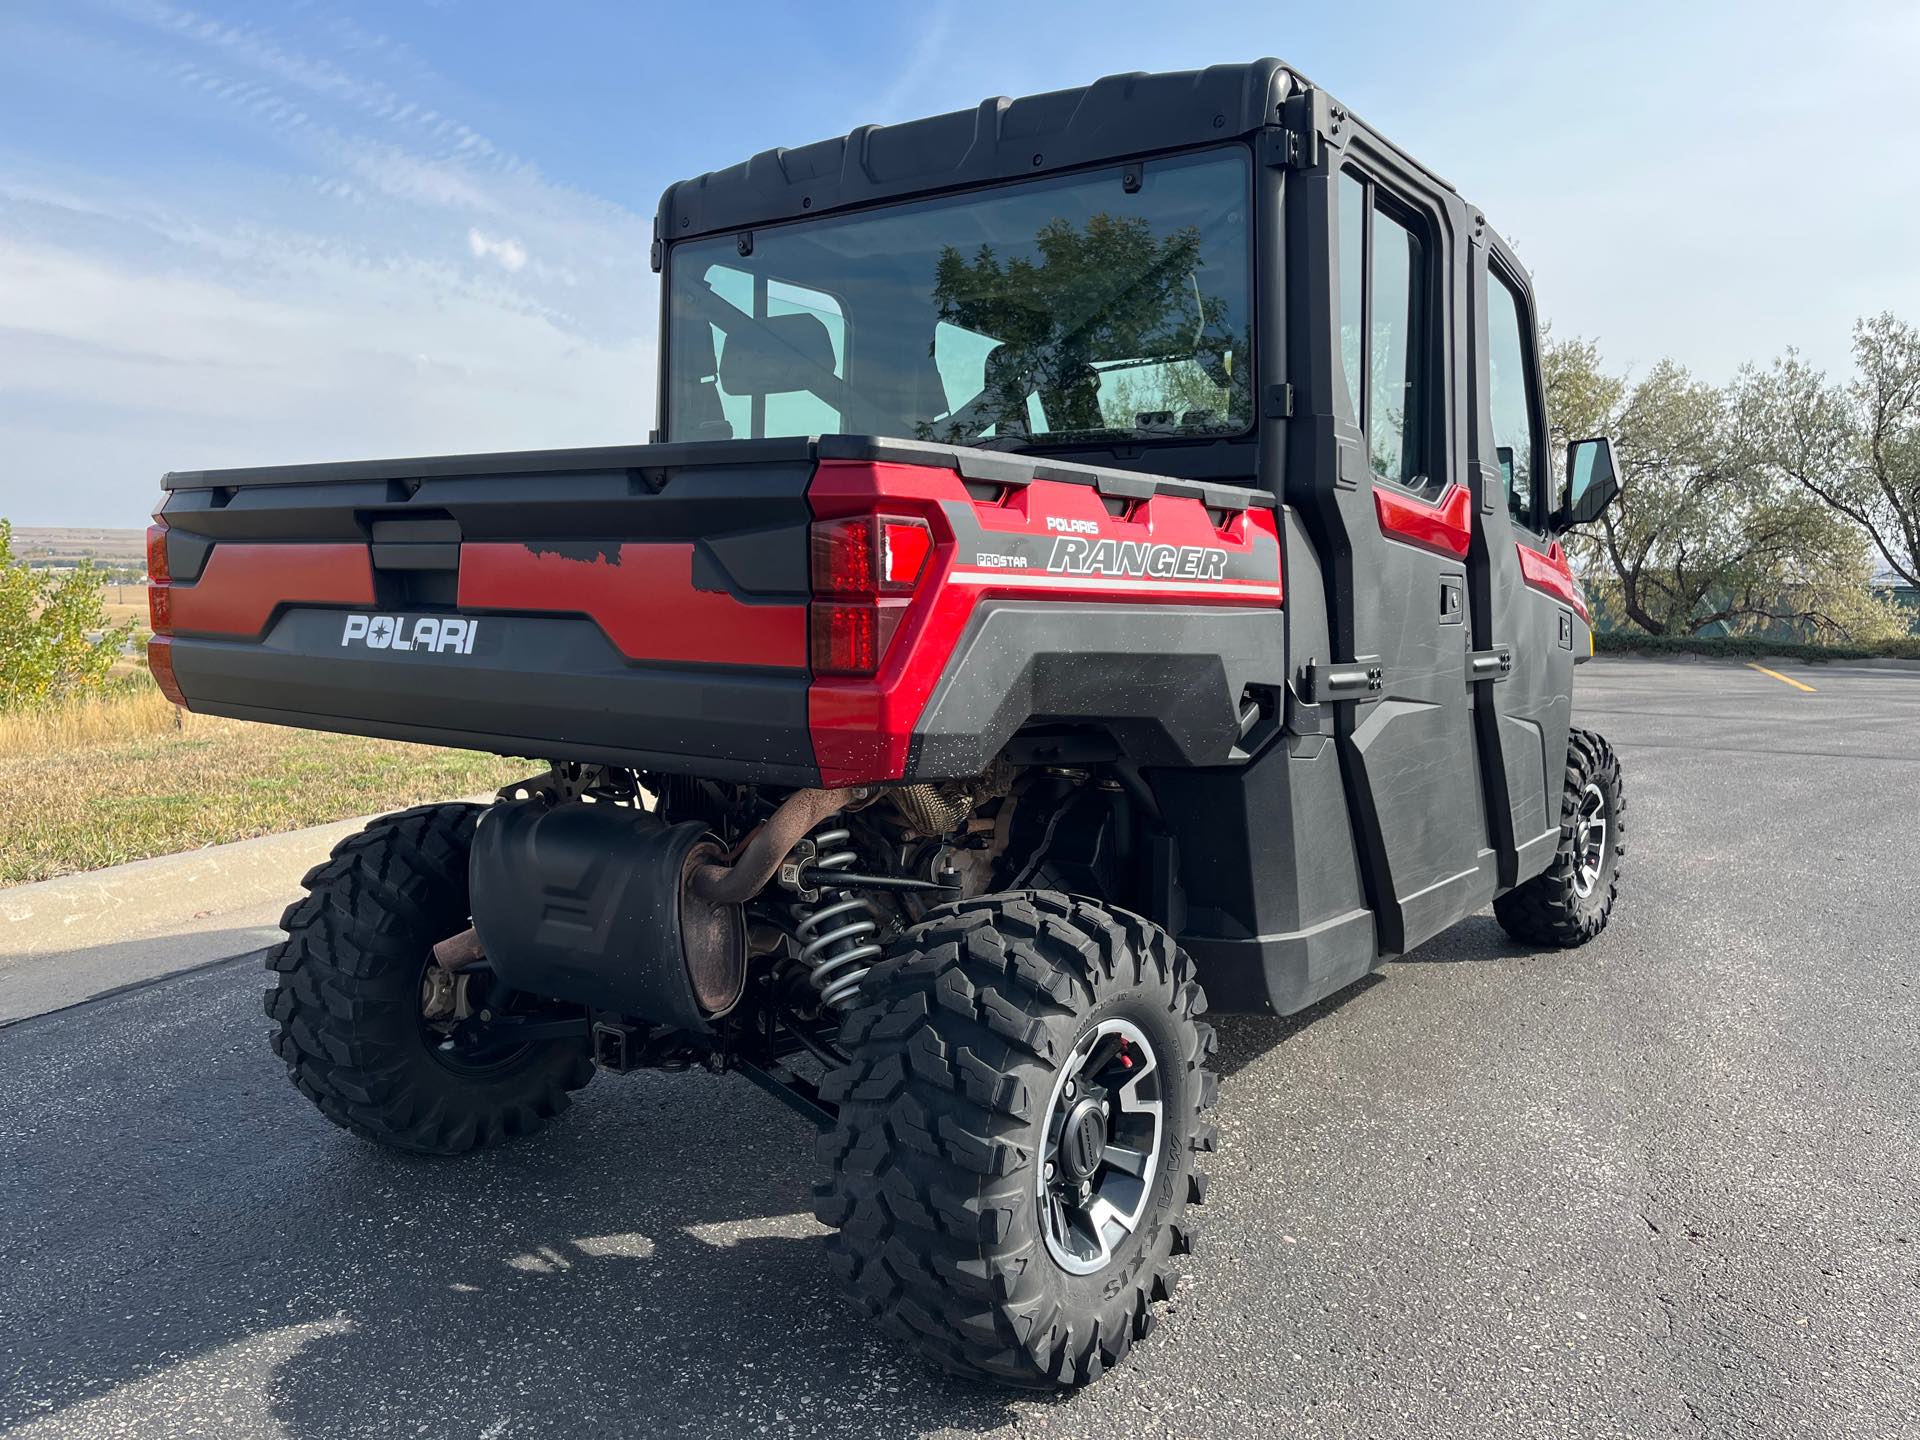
[0,798,490,1025]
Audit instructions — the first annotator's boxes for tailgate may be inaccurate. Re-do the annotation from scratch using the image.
[151,439,823,784]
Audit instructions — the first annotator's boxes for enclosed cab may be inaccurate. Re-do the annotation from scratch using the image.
[152,59,1625,1389]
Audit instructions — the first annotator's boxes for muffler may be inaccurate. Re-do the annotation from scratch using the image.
[468,800,745,1032]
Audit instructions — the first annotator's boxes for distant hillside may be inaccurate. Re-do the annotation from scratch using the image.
[10,527,149,568]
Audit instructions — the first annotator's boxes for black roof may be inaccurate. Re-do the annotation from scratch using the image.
[656,59,1306,243]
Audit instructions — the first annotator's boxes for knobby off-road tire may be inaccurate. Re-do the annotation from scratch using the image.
[815,891,1217,1388]
[265,802,592,1155]
[1495,727,1626,947]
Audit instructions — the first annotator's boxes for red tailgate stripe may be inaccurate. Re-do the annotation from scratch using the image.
[459,542,807,669]
[945,569,1281,602]
[170,543,374,637]
[1374,482,1471,559]
[1516,540,1589,620]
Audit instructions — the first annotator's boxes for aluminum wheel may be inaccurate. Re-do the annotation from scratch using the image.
[1037,1017,1164,1275]
[1571,781,1609,898]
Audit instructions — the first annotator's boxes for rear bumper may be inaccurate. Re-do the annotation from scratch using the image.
[169,612,820,784]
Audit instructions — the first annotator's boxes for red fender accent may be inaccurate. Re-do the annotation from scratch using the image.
[1515,540,1589,620]
[1373,482,1471,559]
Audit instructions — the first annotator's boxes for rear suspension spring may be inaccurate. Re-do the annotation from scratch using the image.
[791,821,881,1010]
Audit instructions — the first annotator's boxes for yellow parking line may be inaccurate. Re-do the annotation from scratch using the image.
[1747,662,1816,693]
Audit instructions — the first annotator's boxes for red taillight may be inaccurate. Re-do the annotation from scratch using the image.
[808,512,932,676]
[812,517,877,597]
[812,515,932,598]
[148,636,188,708]
[146,522,170,584]
[812,602,877,674]
[146,520,173,638]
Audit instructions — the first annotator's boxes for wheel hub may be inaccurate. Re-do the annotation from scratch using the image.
[1057,1097,1109,1183]
[1038,1017,1164,1276]
[1572,782,1609,898]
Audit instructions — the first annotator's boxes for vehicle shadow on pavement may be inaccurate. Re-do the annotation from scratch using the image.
[1209,975,1383,1079]
[1390,913,1537,964]
[258,1120,1032,1439]
[1208,913,1536,1077]
[0,963,1044,1440]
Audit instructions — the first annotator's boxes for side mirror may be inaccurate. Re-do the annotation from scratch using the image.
[1554,436,1621,530]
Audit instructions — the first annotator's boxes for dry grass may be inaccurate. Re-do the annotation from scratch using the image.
[0,683,530,887]
[0,684,184,754]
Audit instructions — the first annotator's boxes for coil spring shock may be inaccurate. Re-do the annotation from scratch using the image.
[792,822,881,1010]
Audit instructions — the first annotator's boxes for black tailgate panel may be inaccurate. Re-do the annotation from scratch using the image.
[155,440,821,783]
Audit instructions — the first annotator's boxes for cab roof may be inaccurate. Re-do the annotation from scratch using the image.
[657,59,1308,246]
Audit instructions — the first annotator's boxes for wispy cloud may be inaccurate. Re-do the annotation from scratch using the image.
[467,228,527,273]
[873,3,957,121]
[0,0,656,525]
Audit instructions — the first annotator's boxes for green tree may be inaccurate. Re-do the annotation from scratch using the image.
[1544,340,1890,638]
[0,519,132,710]
[1738,312,1920,590]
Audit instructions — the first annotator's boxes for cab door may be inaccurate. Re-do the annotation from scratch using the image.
[1465,237,1577,886]
[1285,134,1498,956]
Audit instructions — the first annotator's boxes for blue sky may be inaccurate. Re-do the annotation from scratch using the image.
[1,0,1915,527]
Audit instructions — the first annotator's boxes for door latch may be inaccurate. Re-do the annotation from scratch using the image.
[1301,659,1384,703]
[1467,648,1514,683]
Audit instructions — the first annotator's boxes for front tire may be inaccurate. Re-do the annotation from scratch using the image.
[815,892,1217,1388]
[264,802,593,1155]
[1495,727,1626,947]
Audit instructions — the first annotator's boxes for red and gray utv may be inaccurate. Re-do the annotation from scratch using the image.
[146,58,1625,1388]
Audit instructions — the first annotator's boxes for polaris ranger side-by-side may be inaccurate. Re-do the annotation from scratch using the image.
[146,59,1625,1388]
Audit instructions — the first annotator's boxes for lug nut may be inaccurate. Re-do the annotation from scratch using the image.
[1064,1079,1077,1099]
[1044,1161,1056,1180]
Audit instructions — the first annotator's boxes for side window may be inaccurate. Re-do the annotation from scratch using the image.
[1368,208,1426,489]
[1486,269,1541,529]
[702,264,846,438]
[1338,173,1365,418]
[1338,169,1438,497]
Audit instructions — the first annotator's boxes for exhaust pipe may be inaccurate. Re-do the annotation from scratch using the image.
[455,787,865,1031]
[687,787,860,905]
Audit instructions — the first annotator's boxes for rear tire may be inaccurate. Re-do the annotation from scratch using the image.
[1495,727,1625,947]
[264,802,593,1155]
[815,891,1216,1388]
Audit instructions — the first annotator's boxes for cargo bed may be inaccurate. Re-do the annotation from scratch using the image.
[150,435,1281,787]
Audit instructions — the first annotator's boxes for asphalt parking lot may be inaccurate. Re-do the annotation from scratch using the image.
[3,655,1917,1439]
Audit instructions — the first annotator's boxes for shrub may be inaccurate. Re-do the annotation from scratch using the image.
[1594,631,1920,662]
[0,519,134,711]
